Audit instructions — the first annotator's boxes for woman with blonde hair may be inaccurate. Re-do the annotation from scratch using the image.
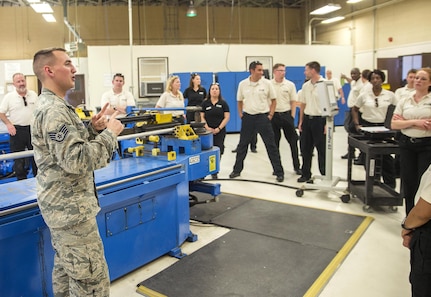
[156,75,185,123]
[392,67,431,214]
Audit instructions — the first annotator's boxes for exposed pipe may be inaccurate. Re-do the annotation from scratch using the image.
[128,0,134,95]
[308,17,324,45]
[0,127,176,161]
[343,0,406,19]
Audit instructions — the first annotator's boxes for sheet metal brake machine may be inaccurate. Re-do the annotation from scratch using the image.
[0,110,221,297]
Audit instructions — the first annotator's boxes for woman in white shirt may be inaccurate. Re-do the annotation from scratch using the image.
[156,75,185,123]
[392,68,431,215]
[351,69,397,189]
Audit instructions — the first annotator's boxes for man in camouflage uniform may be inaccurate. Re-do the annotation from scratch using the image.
[31,48,124,297]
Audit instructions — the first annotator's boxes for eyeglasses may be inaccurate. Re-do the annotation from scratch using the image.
[191,73,199,78]
[113,73,124,79]
[23,96,27,107]
[211,82,220,86]
[374,98,379,107]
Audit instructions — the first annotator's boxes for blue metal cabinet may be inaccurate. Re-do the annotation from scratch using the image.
[0,156,195,296]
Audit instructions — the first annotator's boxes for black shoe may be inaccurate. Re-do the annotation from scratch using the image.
[229,172,240,179]
[297,176,310,183]
[294,168,302,175]
[231,149,237,153]
[276,175,284,182]
[341,153,349,159]
[251,149,257,153]
[211,174,218,179]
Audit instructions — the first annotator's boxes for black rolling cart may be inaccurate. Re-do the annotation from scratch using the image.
[347,132,403,212]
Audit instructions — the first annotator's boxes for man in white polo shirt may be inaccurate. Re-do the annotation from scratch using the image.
[101,73,136,116]
[229,61,284,182]
[271,63,301,175]
[0,72,38,180]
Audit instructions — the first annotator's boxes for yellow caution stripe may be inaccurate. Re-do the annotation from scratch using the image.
[304,215,374,297]
[136,284,168,297]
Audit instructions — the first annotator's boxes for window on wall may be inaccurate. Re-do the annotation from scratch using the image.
[138,57,168,98]
[245,56,273,79]
[402,55,422,80]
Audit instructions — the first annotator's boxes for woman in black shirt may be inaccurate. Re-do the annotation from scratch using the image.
[183,73,207,123]
[201,83,230,178]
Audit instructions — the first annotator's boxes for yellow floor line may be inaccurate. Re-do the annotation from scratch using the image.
[303,215,374,297]
[136,284,168,297]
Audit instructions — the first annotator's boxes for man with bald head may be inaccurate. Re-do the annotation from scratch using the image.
[0,72,38,179]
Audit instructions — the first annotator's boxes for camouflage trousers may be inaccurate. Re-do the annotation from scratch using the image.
[50,217,110,297]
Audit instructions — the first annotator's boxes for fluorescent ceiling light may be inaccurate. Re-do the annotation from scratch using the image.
[347,0,363,3]
[42,14,56,22]
[310,3,341,15]
[321,16,345,24]
[186,0,197,17]
[30,3,53,13]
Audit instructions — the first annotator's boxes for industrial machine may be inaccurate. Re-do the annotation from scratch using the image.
[0,111,220,297]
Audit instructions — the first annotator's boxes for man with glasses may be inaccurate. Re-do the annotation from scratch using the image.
[101,73,136,116]
[271,63,301,175]
[0,72,38,180]
[229,61,284,182]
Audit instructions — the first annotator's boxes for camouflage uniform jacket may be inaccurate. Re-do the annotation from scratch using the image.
[31,88,118,229]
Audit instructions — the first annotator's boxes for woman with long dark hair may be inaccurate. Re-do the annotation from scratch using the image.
[201,83,230,179]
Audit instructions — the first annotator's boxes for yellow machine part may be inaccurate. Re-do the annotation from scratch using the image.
[75,107,94,120]
[148,135,160,142]
[167,151,176,161]
[174,125,198,140]
[127,146,145,156]
[155,113,173,124]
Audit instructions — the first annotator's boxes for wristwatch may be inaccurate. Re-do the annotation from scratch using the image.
[401,217,415,231]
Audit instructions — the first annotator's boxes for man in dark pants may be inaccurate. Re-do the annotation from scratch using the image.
[271,63,301,175]
[231,132,257,153]
[0,73,38,180]
[297,61,326,183]
[229,61,284,182]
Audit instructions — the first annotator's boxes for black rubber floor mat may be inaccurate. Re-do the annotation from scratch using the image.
[140,193,372,297]
[140,229,336,297]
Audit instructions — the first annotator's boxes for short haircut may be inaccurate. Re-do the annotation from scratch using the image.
[306,61,321,73]
[12,73,24,80]
[362,69,371,80]
[113,73,124,80]
[249,61,263,70]
[33,47,66,80]
[367,69,386,82]
[272,63,285,71]
[407,69,417,76]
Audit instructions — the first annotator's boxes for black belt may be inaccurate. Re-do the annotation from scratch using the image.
[305,114,322,119]
[275,111,291,114]
[401,134,431,144]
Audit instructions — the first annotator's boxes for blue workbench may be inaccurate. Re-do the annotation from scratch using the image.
[0,146,220,297]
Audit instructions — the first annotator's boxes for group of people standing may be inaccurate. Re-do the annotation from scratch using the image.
[151,62,304,183]
[341,65,431,296]
[3,48,431,296]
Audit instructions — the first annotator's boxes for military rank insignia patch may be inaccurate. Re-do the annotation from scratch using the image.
[48,124,69,142]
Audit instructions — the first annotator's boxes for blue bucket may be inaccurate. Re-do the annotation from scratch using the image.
[199,131,213,150]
